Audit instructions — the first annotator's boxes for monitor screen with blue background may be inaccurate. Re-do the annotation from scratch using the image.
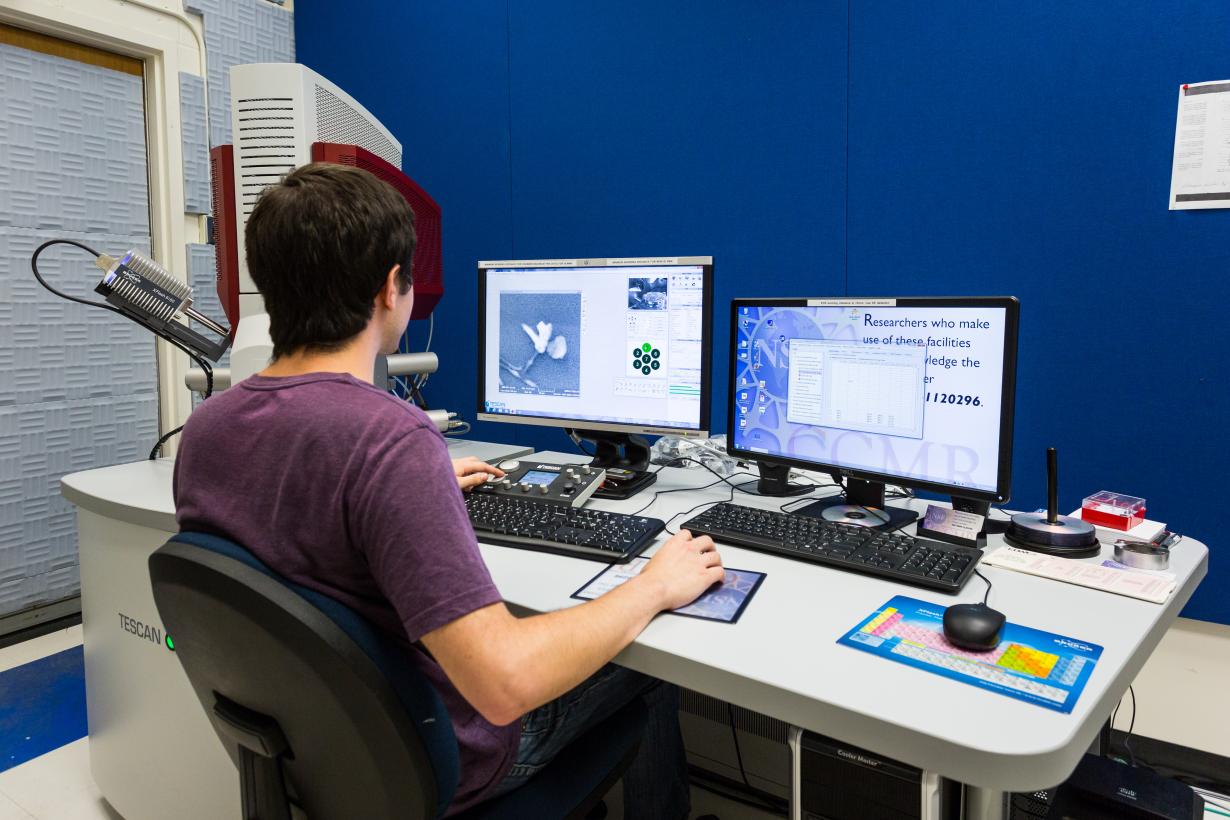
[730,298,1017,499]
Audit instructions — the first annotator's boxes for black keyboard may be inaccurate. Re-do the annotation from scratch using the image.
[679,502,981,593]
[465,494,664,563]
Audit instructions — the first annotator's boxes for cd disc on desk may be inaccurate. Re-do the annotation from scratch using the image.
[1005,512,1100,558]
[821,505,891,527]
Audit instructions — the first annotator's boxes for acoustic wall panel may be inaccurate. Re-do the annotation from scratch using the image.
[0,41,157,619]
[0,396,158,612]
[183,0,295,148]
[179,71,211,214]
[0,43,148,235]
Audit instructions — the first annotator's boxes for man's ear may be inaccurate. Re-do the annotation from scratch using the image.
[380,264,402,310]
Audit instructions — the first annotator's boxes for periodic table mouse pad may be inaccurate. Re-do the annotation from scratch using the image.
[838,596,1102,713]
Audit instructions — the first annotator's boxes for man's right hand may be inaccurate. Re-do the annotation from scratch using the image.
[425,528,725,725]
[637,529,724,611]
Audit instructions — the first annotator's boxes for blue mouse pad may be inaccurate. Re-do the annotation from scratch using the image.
[839,596,1102,713]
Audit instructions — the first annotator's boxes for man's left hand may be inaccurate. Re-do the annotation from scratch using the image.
[453,457,505,491]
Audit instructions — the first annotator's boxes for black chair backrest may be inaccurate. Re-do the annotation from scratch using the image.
[150,532,460,819]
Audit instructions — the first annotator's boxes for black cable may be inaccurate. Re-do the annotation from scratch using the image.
[148,426,185,460]
[28,239,214,460]
[618,455,766,519]
[726,702,752,791]
[687,764,789,817]
[665,480,760,534]
[644,456,843,532]
[148,343,212,459]
[1107,685,1139,768]
[974,568,992,605]
[30,239,123,316]
[1125,685,1137,767]
[667,456,772,496]
[630,471,756,518]
[779,483,841,513]
[410,381,430,411]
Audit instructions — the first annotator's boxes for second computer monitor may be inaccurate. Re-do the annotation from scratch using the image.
[477,257,713,496]
[728,297,1019,517]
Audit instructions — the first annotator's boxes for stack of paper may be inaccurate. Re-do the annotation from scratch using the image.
[982,547,1176,604]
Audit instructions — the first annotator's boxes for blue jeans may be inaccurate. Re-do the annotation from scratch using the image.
[490,665,690,820]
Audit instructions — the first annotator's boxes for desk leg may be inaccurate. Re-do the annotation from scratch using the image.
[964,786,1006,820]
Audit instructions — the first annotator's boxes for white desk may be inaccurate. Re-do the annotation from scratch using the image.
[60,445,1207,820]
[478,453,1209,819]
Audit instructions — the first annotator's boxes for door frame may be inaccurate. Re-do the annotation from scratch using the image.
[0,0,208,447]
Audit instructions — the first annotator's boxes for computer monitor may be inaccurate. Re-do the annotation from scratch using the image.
[477,257,713,498]
[727,297,1019,528]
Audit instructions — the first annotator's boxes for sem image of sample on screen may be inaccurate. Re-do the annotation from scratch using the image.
[627,277,668,310]
[499,292,582,396]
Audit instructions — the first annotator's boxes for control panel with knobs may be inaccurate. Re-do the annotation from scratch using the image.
[473,460,607,508]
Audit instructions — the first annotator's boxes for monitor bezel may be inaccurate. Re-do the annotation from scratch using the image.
[476,257,714,438]
[726,296,1019,504]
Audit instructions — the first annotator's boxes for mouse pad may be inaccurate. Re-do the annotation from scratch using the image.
[573,557,765,624]
[838,596,1102,713]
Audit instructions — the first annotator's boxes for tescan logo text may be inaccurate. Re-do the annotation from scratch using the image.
[118,612,174,651]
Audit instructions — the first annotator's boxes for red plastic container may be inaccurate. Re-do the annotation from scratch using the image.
[1081,491,1146,531]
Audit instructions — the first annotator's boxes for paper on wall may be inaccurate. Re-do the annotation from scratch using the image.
[1170,81,1230,210]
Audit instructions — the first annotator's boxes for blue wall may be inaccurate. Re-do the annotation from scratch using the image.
[296,3,1229,624]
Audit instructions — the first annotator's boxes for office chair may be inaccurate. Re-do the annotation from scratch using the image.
[149,532,647,820]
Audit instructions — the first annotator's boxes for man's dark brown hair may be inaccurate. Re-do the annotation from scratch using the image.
[245,163,417,358]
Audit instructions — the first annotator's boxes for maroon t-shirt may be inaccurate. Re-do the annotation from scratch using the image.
[173,372,517,814]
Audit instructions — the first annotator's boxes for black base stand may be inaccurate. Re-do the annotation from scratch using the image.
[742,461,812,497]
[1003,446,1100,558]
[574,429,659,500]
[213,695,293,820]
[792,477,919,531]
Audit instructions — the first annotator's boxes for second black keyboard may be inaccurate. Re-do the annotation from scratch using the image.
[466,493,664,563]
[679,502,981,593]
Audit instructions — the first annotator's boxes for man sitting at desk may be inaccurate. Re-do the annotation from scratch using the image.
[173,164,722,818]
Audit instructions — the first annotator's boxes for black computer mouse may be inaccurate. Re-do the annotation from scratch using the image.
[942,603,1006,652]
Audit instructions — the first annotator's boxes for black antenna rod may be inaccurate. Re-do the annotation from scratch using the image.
[1046,447,1059,525]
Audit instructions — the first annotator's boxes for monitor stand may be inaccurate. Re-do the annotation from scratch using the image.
[744,461,812,497]
[574,429,659,500]
[792,477,919,531]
